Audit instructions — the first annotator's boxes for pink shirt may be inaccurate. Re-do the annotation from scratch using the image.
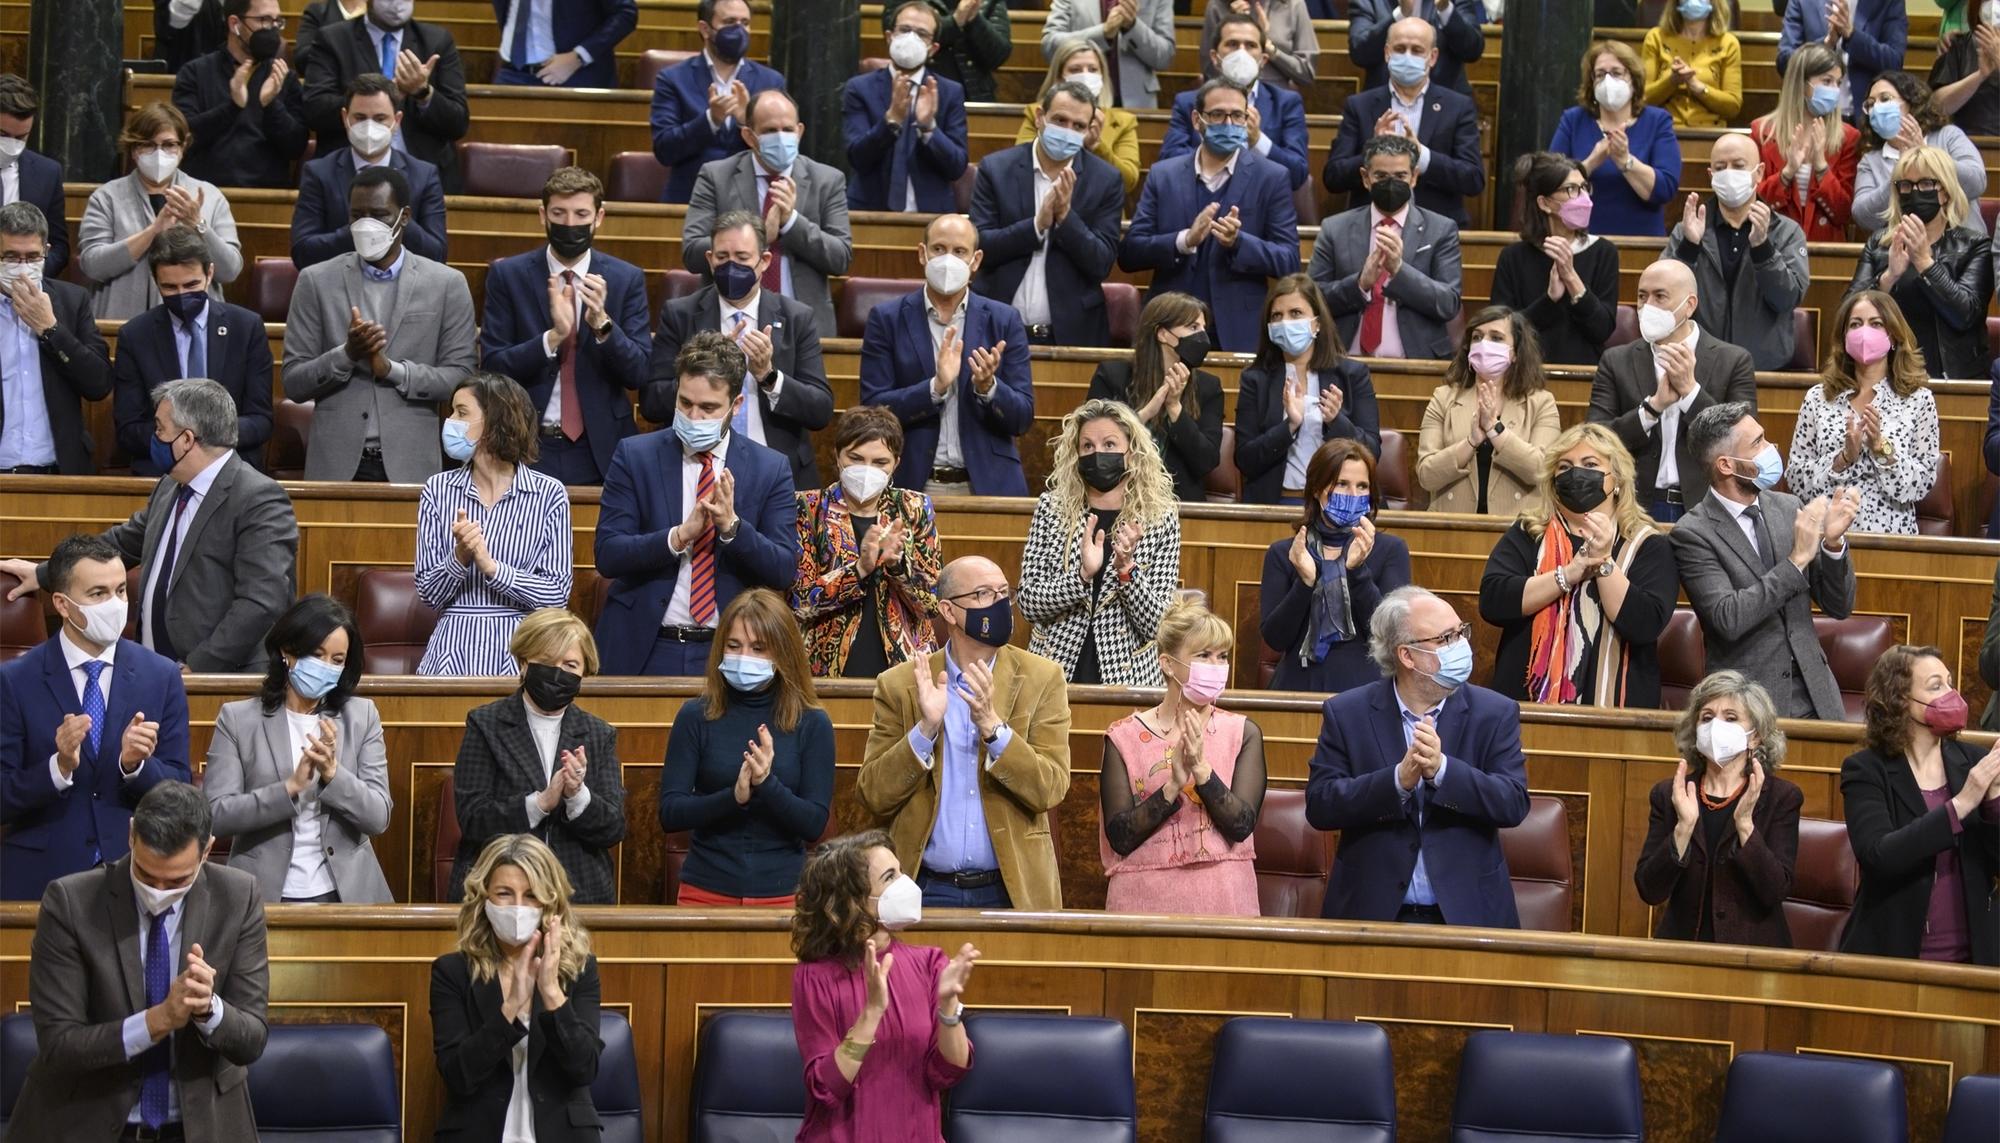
[1917,786,1972,963]
[792,942,972,1143]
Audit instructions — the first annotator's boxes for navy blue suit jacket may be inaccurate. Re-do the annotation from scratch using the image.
[1119,149,1300,353]
[649,56,787,205]
[479,247,652,479]
[1322,84,1486,227]
[591,430,800,675]
[113,300,275,475]
[1158,83,1311,190]
[488,0,637,87]
[1304,677,1530,926]
[841,68,970,213]
[19,148,68,279]
[0,637,192,901]
[858,290,1033,496]
[292,147,448,269]
[967,144,1125,349]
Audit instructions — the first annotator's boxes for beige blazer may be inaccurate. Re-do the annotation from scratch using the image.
[1415,384,1561,516]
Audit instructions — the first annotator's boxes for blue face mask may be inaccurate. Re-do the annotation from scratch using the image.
[711,22,750,63]
[1422,638,1474,690]
[1268,317,1317,356]
[1677,0,1714,19]
[1808,84,1841,117]
[441,419,475,462]
[1386,51,1429,88]
[150,429,186,474]
[756,129,799,172]
[1203,122,1248,155]
[674,409,728,454]
[720,653,775,691]
[1867,101,1903,140]
[712,259,759,302]
[289,654,343,701]
[1734,443,1784,491]
[1322,491,1371,529]
[1039,122,1084,162]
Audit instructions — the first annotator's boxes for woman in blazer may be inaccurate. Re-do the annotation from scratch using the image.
[1416,306,1563,516]
[451,609,627,905]
[1634,670,1803,947]
[1840,645,2000,964]
[1234,273,1381,505]
[1845,144,1995,380]
[432,833,603,1142]
[77,100,242,321]
[1014,40,1141,193]
[204,594,393,904]
[1086,292,1224,502]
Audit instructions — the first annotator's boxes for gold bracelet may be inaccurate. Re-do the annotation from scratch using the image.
[838,1036,874,1063]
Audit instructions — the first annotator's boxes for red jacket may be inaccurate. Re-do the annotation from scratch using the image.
[1753,117,1861,241]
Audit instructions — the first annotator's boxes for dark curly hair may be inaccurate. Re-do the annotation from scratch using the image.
[791,829,895,967]
[1862,644,1948,758]
[1858,70,1947,154]
[452,372,540,467]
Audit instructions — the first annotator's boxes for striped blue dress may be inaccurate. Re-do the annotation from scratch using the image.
[415,464,575,676]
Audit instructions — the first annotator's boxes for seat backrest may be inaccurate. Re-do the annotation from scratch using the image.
[0,572,46,664]
[1450,1031,1642,1143]
[663,268,706,302]
[1813,614,1896,722]
[1376,428,1424,510]
[952,161,979,214]
[607,151,670,204]
[1103,282,1140,348]
[1252,788,1334,918]
[248,256,299,322]
[268,400,313,481]
[1789,308,1818,371]
[1,1012,34,1126]
[1987,315,2000,364]
[434,772,460,903]
[945,1015,1135,1143]
[1656,607,1707,711]
[638,48,696,93]
[1944,1074,2000,1143]
[660,830,692,904]
[1783,817,1860,952]
[1607,304,1638,349]
[1714,1052,1908,1143]
[1204,1017,1395,1143]
[354,568,439,675]
[1981,197,2000,236]
[1497,795,1571,932]
[1915,451,1955,536]
[593,1010,643,1143]
[691,1011,806,1142]
[833,277,921,340]
[247,1023,399,1143]
[1203,425,1242,503]
[859,57,890,73]
[1292,178,1320,226]
[1257,635,1281,688]
[457,142,569,199]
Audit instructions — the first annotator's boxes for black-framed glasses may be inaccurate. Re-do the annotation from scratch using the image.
[1893,178,1943,195]
[241,14,286,29]
[0,252,44,265]
[892,25,935,41]
[948,585,1012,608]
[1404,623,1471,649]
[1552,182,1589,200]
[1199,109,1251,125]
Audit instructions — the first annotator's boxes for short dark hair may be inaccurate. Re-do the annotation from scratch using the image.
[0,74,38,119]
[452,372,540,466]
[541,166,603,208]
[45,533,124,598]
[222,0,255,21]
[133,781,212,855]
[1515,150,1586,245]
[1687,400,1755,469]
[1297,438,1380,531]
[1041,80,1098,116]
[698,0,751,22]
[1362,134,1421,168]
[677,330,749,398]
[345,72,402,111]
[148,225,212,274]
[833,406,904,459]
[885,0,939,31]
[258,594,364,715]
[1195,77,1250,113]
[352,164,410,210]
[712,208,766,253]
[1214,12,1264,44]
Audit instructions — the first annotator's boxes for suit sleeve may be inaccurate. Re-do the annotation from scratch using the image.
[1231,368,1293,485]
[0,671,62,822]
[1438,0,1486,66]
[1384,222,1462,321]
[280,271,356,402]
[1846,4,1908,72]
[969,160,1043,268]
[640,302,685,425]
[477,267,554,388]
[208,885,270,1065]
[1158,96,1196,164]
[185,482,299,673]
[112,330,156,462]
[289,169,352,267]
[652,72,728,168]
[406,171,449,263]
[390,271,478,401]
[917,88,970,180]
[769,316,833,430]
[537,957,602,1089]
[319,701,393,838]
[719,463,802,591]
[1428,702,1529,827]
[973,309,1035,436]
[1586,360,1655,457]
[298,36,348,140]
[856,664,930,820]
[1304,700,1408,830]
[593,441,676,580]
[1777,1,1803,74]
[1093,511,1180,645]
[1347,0,1390,73]
[576,0,639,64]
[203,709,298,837]
[786,173,854,278]
[35,164,69,279]
[1425,103,1488,198]
[597,266,654,391]
[1632,780,1689,905]
[1157,375,1223,482]
[1051,164,1124,283]
[843,80,900,173]
[1222,168,1300,279]
[1117,174,1186,272]
[1272,92,1310,190]
[407,39,470,142]
[1014,494,1090,626]
[561,725,627,850]
[681,166,720,273]
[453,715,533,845]
[1667,520,1814,644]
[236,328,275,453]
[984,662,1072,817]
[430,955,529,1099]
[1728,779,1800,910]
[1841,752,1962,879]
[1334,363,1382,459]
[1257,543,1314,657]
[124,670,193,797]
[857,309,940,424]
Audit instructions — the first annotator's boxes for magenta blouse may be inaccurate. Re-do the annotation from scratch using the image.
[1918,786,1973,962]
[792,941,973,1143]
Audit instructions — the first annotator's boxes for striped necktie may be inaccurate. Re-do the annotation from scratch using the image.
[689,453,718,624]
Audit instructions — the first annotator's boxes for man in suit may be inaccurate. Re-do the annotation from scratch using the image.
[644,210,831,488]
[300,0,471,191]
[1040,0,1176,110]
[843,0,971,213]
[172,0,310,189]
[1779,0,1906,117]
[1305,584,1530,926]
[860,213,1034,496]
[593,331,800,676]
[296,0,367,58]
[291,73,448,269]
[890,0,1013,103]
[282,165,477,482]
[1348,0,1487,95]
[481,166,651,486]
[0,535,192,901]
[1667,132,1810,371]
[0,74,71,278]
[1309,134,1463,360]
[648,0,787,205]
[0,202,111,474]
[1121,79,1300,353]
[1158,14,1311,190]
[968,80,1125,349]
[682,89,852,344]
[1322,17,1486,227]
[857,554,1072,910]
[9,780,269,1139]
[1587,258,1759,523]
[1672,402,1862,721]
[115,225,274,475]
[490,0,637,87]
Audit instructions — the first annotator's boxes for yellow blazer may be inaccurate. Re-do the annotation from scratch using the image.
[1015,104,1142,195]
[1415,384,1562,516]
[856,644,1073,910]
[1641,27,1744,128]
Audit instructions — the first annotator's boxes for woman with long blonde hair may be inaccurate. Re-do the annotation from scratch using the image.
[431,833,601,1141]
[1013,39,1141,193]
[1478,423,1681,708]
[1845,144,1994,379]
[1016,399,1182,686]
[1751,43,1862,240]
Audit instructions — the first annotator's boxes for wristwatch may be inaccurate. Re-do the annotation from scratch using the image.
[938,1001,964,1026]
[1621,156,1636,173]
[1596,559,1616,578]
[981,724,1002,745]
[592,316,614,337]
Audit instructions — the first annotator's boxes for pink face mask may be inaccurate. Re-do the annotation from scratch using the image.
[1177,660,1229,705]
[1467,340,1513,377]
[1844,324,1892,364]
[1556,191,1593,231]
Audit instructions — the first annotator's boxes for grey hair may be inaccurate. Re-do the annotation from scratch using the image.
[0,200,48,241]
[1687,401,1754,468]
[152,378,239,449]
[1672,669,1786,779]
[133,781,212,854]
[1362,133,1421,167]
[1368,585,1439,675]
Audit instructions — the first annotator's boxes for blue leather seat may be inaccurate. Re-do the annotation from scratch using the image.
[1944,1074,2000,1143]
[1714,1052,1908,1143]
[1204,1017,1395,1143]
[594,1010,643,1143]
[247,1022,399,1142]
[692,1010,805,1143]
[944,1015,1136,1143]
[1449,1030,1642,1143]
[1,1012,34,1129]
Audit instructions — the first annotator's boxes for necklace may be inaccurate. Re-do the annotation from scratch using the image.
[1698,772,1747,810]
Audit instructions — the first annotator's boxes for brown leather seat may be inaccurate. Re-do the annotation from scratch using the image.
[1915,451,1955,536]
[606,151,670,204]
[638,49,696,94]
[354,568,440,675]
[1656,608,1706,712]
[1103,282,1140,348]
[834,277,921,340]
[663,268,705,301]
[1986,316,2000,363]
[1204,425,1241,503]
[1783,817,1859,952]
[859,57,890,73]
[1291,180,1319,227]
[1607,304,1639,350]
[952,162,978,214]
[247,257,298,323]
[1983,473,1999,538]
[1787,309,1818,371]
[435,772,460,902]
[661,830,693,904]
[124,567,142,638]
[1982,197,2000,236]
[0,572,45,663]
[1813,614,1895,722]
[267,400,313,480]
[1499,795,1572,932]
[580,571,614,628]
[1258,637,1281,689]
[457,142,570,199]
[1251,788,1335,918]
[1376,428,1425,510]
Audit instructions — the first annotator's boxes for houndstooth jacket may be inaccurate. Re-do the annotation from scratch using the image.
[1016,492,1182,686]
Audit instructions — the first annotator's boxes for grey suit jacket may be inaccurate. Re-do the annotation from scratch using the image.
[1586,332,1758,504]
[682,151,853,342]
[77,170,243,322]
[1668,489,1857,721]
[203,695,394,903]
[1309,203,1463,360]
[1041,0,1177,108]
[12,858,268,1143]
[280,250,477,482]
[1667,210,1811,371]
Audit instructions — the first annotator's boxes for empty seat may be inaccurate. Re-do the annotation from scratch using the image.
[0,571,45,663]
[1203,425,1241,503]
[1292,179,1320,226]
[1914,452,1955,536]
[663,268,706,301]
[638,49,696,93]
[1104,282,1140,348]
[1783,818,1860,952]
[1656,607,1706,711]
[1450,1030,1642,1143]
[944,1015,1135,1143]
[606,151,670,204]
[1607,304,1639,349]
[1944,1074,2000,1143]
[1813,614,1896,722]
[1376,428,1423,510]
[691,1011,805,1143]
[594,1010,643,1143]
[1204,1017,1395,1143]
[247,1023,399,1143]
[354,568,439,675]
[1,1012,33,1129]
[1713,1051,1908,1143]
[247,256,299,322]
[834,277,921,340]
[1252,788,1334,918]
[458,142,569,199]
[1788,309,1818,371]
[1498,795,1572,932]
[267,400,313,480]
[435,772,461,902]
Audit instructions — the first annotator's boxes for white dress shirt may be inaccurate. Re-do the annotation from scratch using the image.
[46,629,153,790]
[1638,325,1700,489]
[1,159,18,206]
[502,1009,534,1141]
[280,708,337,899]
[898,68,930,213]
[1281,362,1325,492]
[704,49,742,133]
[1709,488,1850,565]
[1008,154,1073,328]
[538,246,593,427]
[1387,81,1434,172]
[499,0,569,67]
[0,292,56,468]
[521,696,591,826]
[719,290,790,451]
[925,294,976,470]
[118,885,230,1126]
[662,432,736,626]
[139,448,233,654]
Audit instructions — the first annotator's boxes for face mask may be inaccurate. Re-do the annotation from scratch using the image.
[1219,48,1261,86]
[712,23,750,63]
[370,0,413,30]
[1710,168,1756,209]
[1071,70,1104,98]
[1077,451,1127,492]
[1420,638,1474,690]
[350,216,401,262]
[150,429,188,474]
[132,866,196,917]
[522,661,582,712]
[1901,188,1942,223]
[1637,301,1684,344]
[1807,84,1841,118]
[1323,491,1371,529]
[873,873,923,929]
[1845,324,1892,364]
[547,221,593,261]
[58,593,128,646]
[1268,317,1316,357]
[840,464,891,504]
[720,653,776,691]
[483,901,543,945]
[712,259,759,302]
[1203,122,1248,154]
[0,136,24,167]
[925,253,970,295]
[756,129,799,172]
[289,654,343,701]
[135,149,179,184]
[957,596,1014,648]
[1695,718,1748,765]
[245,27,283,61]
[1730,443,1784,491]
[1556,192,1593,231]
[441,418,476,461]
[674,409,727,454]
[1467,340,1512,376]
[1176,659,1229,705]
[888,32,929,71]
[1553,466,1609,513]
[0,261,41,290]
[1868,101,1903,140]
[1986,1,2000,29]
[162,290,208,324]
[1594,76,1632,112]
[1387,51,1429,88]
[1918,689,1970,736]
[1369,177,1413,214]
[1678,0,1714,18]
[1039,122,1085,162]
[347,118,393,157]
[1172,328,1211,370]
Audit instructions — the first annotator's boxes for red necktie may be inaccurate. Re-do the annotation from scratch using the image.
[689,452,718,624]
[758,178,785,294]
[558,270,583,441]
[1357,215,1401,355]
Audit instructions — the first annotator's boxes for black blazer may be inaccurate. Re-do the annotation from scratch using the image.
[300,15,471,190]
[1085,359,1223,502]
[451,697,628,905]
[112,299,275,474]
[430,950,603,1142]
[1839,740,2000,964]
[968,143,1126,349]
[1846,226,1994,380]
[1585,334,1758,504]
[1232,358,1382,505]
[172,47,310,189]
[2,278,112,473]
[18,149,69,279]
[1634,770,1802,948]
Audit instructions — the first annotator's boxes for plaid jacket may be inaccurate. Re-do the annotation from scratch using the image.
[1015,491,1182,686]
[451,696,627,904]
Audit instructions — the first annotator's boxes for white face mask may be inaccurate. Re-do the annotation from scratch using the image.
[135,149,180,185]
[484,901,544,945]
[132,864,196,917]
[1594,76,1633,112]
[1637,301,1683,343]
[351,216,401,262]
[1710,168,1756,209]
[0,261,41,290]
[1219,49,1261,86]
[59,593,128,646]
[1695,718,1748,765]
[1071,70,1104,98]
[1985,2,2000,30]
[925,253,970,295]
[873,873,923,930]
[0,136,23,167]
[347,119,393,158]
[840,464,891,504]
[888,32,929,72]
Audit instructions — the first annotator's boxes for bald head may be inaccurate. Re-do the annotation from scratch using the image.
[1710,132,1758,167]
[938,555,1004,602]
[1636,258,1698,334]
[1386,16,1437,54]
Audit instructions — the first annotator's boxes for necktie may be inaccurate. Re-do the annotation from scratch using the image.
[729,312,753,436]
[508,0,532,68]
[757,178,785,293]
[81,660,106,759]
[1402,708,1430,818]
[1357,216,1402,355]
[558,270,582,441]
[689,453,718,625]
[379,30,397,78]
[181,319,204,379]
[1744,503,1778,572]
[139,909,171,1128]
[888,83,917,209]
[148,485,196,663]
[1099,0,1122,104]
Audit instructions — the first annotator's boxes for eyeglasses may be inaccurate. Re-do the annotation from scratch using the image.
[1551,182,1589,200]
[135,143,183,156]
[1404,623,1471,649]
[892,25,935,41]
[1199,109,1252,125]
[1893,178,1943,195]
[0,252,43,265]
[1590,69,1629,82]
[241,14,285,29]
[948,585,1012,608]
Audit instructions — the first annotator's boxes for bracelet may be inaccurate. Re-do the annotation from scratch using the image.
[937,1001,964,1027]
[838,1036,874,1062]
[1553,565,1571,594]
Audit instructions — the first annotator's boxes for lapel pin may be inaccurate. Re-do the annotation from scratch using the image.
[1431,103,1441,112]
[216,325,228,337]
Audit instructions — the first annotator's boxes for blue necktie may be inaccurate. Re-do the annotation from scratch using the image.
[508,0,531,68]
[181,320,204,379]
[81,660,105,759]
[888,81,917,209]
[139,909,171,1128]
[730,312,753,435]
[148,485,196,663]
[379,30,397,78]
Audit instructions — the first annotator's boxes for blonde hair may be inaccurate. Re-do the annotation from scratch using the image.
[455,834,593,986]
[1520,422,1651,540]
[1044,399,1177,531]
[1039,40,1113,111]
[509,608,599,676]
[1156,593,1233,660]
[1660,0,1731,36]
[1883,144,1968,230]
[1761,43,1846,163]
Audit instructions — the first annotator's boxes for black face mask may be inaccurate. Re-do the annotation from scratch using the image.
[1368,177,1412,214]
[546,221,594,260]
[1901,189,1942,223]
[522,662,582,712]
[1553,466,1609,513]
[1077,451,1127,492]
[245,27,283,61]
[957,598,1014,648]
[1172,329,1211,370]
